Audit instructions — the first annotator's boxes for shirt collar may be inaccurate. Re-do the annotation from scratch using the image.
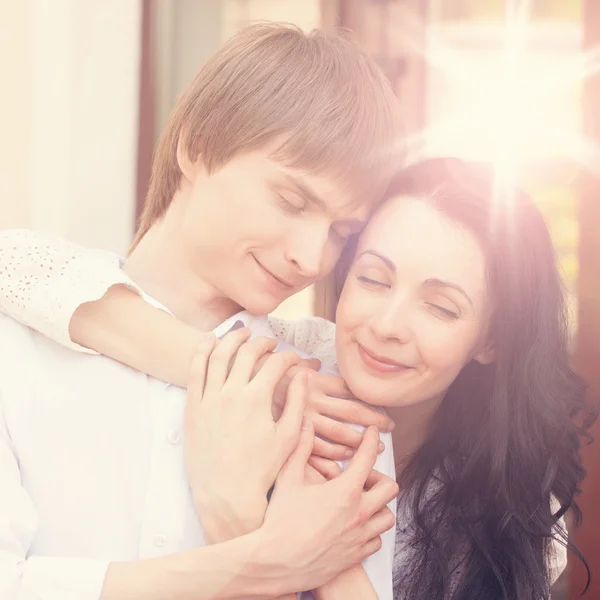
[137,292,279,389]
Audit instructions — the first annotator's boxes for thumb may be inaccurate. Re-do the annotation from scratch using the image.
[279,417,314,483]
[187,333,217,405]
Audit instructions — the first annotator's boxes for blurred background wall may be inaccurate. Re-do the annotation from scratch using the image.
[0,0,141,255]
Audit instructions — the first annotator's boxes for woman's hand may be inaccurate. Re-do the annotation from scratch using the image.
[183,328,308,543]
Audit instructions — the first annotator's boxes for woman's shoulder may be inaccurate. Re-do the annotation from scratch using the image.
[267,315,337,368]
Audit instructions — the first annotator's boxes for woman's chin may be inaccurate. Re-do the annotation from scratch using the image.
[343,376,397,408]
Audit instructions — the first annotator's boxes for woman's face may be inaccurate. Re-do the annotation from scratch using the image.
[336,196,493,408]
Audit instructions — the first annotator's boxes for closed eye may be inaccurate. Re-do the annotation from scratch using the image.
[277,194,304,215]
[426,303,459,320]
[357,275,390,289]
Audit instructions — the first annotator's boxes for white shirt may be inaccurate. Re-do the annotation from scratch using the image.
[0,229,396,600]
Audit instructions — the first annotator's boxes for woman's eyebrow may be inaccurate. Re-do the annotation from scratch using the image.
[424,278,473,307]
[356,249,395,272]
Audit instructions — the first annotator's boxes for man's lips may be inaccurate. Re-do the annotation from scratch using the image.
[357,343,413,374]
[252,255,296,289]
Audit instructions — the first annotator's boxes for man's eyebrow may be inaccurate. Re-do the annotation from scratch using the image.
[424,278,474,307]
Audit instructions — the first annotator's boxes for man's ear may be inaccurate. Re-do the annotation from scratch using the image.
[176,131,202,183]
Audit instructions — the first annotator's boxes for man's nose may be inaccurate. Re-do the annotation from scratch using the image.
[285,222,331,279]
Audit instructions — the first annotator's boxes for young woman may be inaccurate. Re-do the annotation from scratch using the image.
[0,158,590,599]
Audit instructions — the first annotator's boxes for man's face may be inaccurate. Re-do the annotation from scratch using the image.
[176,148,371,315]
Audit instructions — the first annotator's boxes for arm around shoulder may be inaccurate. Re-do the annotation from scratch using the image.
[0,228,143,354]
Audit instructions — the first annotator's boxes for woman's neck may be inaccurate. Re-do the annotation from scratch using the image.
[387,395,443,476]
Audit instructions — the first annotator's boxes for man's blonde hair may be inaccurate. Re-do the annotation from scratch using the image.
[134,23,403,246]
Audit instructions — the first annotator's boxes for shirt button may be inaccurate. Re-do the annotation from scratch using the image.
[153,533,167,547]
[167,429,181,445]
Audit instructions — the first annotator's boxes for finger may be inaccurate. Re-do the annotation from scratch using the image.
[249,350,302,402]
[297,358,321,371]
[364,467,388,490]
[276,371,309,454]
[310,414,364,449]
[307,455,343,480]
[310,416,385,455]
[361,474,399,519]
[311,436,355,461]
[308,372,356,399]
[271,362,320,412]
[227,336,277,384]
[361,507,396,542]
[271,400,284,422]
[304,463,327,484]
[203,328,251,398]
[187,333,217,405]
[313,396,395,432]
[284,362,321,385]
[279,414,314,483]
[339,426,380,490]
[358,536,383,562]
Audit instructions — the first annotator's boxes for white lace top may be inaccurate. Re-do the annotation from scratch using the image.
[0,228,568,594]
[0,229,338,364]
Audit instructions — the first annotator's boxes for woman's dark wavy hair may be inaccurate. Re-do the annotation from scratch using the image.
[338,158,593,599]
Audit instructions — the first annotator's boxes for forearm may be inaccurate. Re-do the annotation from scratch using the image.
[2,536,282,600]
[100,533,284,600]
[192,508,296,600]
[192,493,296,600]
[70,284,198,387]
[195,494,267,545]
[314,566,378,600]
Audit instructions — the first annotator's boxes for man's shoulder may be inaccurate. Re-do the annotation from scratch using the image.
[0,315,43,396]
[0,313,89,370]
[0,313,37,350]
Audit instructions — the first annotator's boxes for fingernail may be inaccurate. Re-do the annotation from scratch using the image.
[344,449,354,458]
[378,441,385,453]
[302,417,311,430]
[387,420,395,432]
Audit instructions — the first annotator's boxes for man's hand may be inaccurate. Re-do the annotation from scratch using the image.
[183,329,307,543]
[258,420,398,595]
[273,370,395,461]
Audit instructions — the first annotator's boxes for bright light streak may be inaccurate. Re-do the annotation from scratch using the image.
[400,0,600,188]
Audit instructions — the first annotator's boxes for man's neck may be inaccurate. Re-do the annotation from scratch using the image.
[124,222,242,331]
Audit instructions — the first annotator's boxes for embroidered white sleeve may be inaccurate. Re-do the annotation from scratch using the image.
[0,229,142,354]
[268,315,338,369]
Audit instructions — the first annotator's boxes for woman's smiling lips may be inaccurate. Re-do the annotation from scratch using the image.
[357,343,413,374]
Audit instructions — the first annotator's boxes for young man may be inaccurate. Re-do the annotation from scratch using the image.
[0,23,403,599]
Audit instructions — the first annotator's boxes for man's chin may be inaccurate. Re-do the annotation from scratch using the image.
[237,291,288,316]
